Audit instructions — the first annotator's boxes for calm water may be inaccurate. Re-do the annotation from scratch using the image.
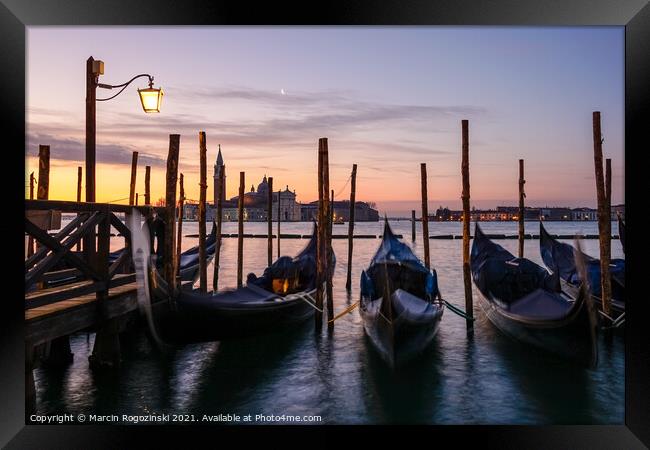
[33,220,624,424]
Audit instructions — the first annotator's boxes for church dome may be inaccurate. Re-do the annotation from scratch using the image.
[256,175,269,194]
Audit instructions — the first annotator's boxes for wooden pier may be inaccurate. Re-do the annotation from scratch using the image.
[24,199,169,414]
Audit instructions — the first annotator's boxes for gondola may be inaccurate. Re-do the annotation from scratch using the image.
[539,222,625,324]
[359,219,444,368]
[149,222,328,343]
[471,223,598,367]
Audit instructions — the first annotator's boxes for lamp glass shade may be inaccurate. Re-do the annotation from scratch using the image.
[138,87,163,113]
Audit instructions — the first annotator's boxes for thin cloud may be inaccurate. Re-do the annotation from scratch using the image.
[26,133,167,167]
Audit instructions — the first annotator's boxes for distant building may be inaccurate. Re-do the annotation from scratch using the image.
[572,207,597,221]
[213,145,226,206]
[429,205,612,222]
[302,200,379,222]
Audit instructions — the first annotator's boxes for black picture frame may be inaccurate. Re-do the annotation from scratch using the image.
[2,0,648,447]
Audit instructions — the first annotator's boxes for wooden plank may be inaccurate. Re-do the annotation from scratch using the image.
[40,268,82,283]
[25,284,139,347]
[25,214,85,269]
[25,199,165,215]
[25,213,103,287]
[25,274,135,310]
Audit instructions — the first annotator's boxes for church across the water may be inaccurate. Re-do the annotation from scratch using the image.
[183,146,378,222]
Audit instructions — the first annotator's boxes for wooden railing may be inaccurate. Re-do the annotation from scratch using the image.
[25,200,166,310]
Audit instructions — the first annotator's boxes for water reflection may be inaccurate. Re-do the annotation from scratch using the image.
[32,220,624,424]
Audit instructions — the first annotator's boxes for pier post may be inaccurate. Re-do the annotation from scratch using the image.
[411,210,416,242]
[518,159,525,258]
[89,208,120,369]
[144,165,151,205]
[327,186,334,328]
[461,120,473,331]
[176,173,185,277]
[237,171,245,288]
[315,138,325,330]
[36,145,50,201]
[267,177,274,266]
[164,134,180,294]
[345,164,357,291]
[277,188,281,258]
[213,169,224,291]
[199,132,208,292]
[420,163,430,269]
[322,144,333,328]
[76,166,82,252]
[592,112,612,316]
[135,193,138,205]
[129,151,138,205]
[28,172,35,257]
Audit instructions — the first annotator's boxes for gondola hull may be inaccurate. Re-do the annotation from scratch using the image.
[539,222,625,325]
[157,288,316,343]
[472,223,598,367]
[476,290,597,367]
[146,220,324,343]
[361,290,443,368]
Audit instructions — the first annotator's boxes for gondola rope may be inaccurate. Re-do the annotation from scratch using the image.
[328,301,360,323]
[442,298,475,321]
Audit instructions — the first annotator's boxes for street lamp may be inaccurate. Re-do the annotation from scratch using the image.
[85,56,163,203]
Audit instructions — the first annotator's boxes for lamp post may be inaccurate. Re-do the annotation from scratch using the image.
[85,56,163,203]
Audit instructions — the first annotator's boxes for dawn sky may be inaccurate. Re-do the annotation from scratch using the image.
[26,27,624,215]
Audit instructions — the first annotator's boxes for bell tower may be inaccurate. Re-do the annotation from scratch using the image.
[214,144,226,206]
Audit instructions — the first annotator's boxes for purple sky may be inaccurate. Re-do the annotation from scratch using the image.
[26,27,624,216]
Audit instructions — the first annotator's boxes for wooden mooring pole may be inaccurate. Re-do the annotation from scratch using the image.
[237,171,245,288]
[213,169,224,291]
[28,172,36,257]
[277,188,281,258]
[36,146,50,255]
[461,120,473,331]
[144,165,151,205]
[345,164,357,291]
[592,112,612,316]
[420,163,430,269]
[518,159,525,258]
[176,173,185,277]
[267,176,274,266]
[324,145,333,328]
[75,166,82,252]
[164,134,180,294]
[411,209,416,242]
[316,138,325,329]
[129,151,138,205]
[76,166,82,202]
[198,132,208,292]
[39,145,73,365]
